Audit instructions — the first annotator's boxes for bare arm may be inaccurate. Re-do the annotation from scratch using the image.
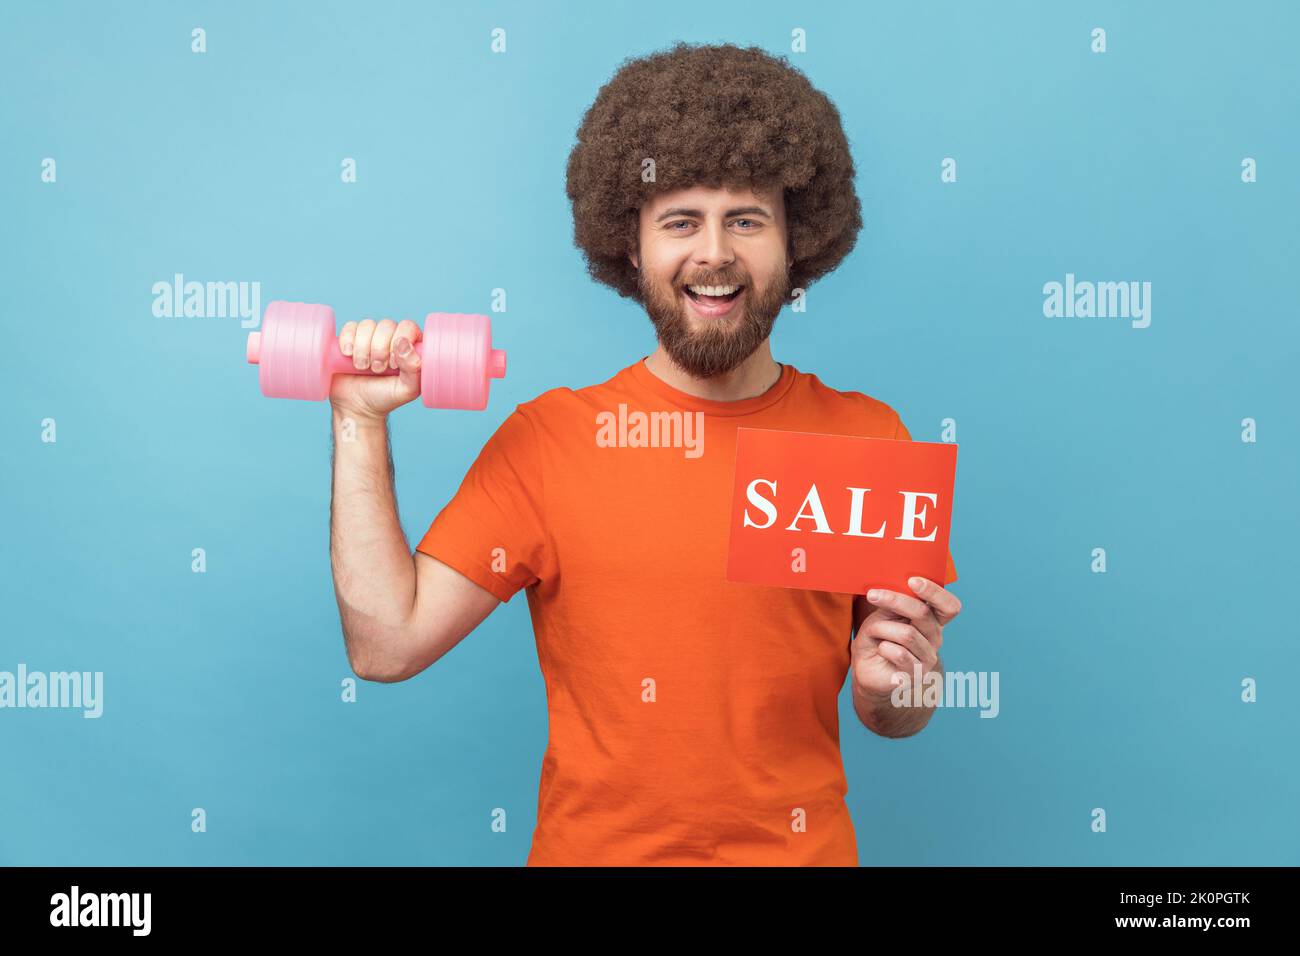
[329,406,500,681]
[327,318,501,683]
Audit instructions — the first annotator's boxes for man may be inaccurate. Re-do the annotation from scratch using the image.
[329,41,961,866]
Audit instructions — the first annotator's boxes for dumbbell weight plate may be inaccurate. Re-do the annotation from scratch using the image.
[420,312,507,410]
[257,301,337,401]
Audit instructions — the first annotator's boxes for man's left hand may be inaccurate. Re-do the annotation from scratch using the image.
[852,576,963,702]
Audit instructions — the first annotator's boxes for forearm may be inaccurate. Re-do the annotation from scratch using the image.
[329,406,416,678]
[852,659,941,738]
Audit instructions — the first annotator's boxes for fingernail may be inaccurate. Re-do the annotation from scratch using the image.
[341,344,352,356]
[396,338,410,355]
[867,589,881,602]
[909,577,925,591]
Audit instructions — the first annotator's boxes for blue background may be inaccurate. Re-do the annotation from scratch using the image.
[2,0,1296,865]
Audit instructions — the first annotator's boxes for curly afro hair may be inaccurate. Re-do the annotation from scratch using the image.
[565,41,863,306]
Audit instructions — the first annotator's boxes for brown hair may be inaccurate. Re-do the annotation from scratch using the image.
[565,41,863,305]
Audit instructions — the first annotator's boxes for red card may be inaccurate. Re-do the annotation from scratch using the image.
[726,427,957,595]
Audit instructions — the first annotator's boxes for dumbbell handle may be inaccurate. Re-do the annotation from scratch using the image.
[246,331,507,379]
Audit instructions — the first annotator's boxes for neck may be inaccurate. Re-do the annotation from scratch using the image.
[642,341,782,402]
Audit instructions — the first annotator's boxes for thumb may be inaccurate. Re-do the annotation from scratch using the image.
[395,336,422,394]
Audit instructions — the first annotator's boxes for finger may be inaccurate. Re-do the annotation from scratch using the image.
[370,319,397,373]
[394,328,422,393]
[863,618,938,668]
[857,602,928,650]
[390,319,422,370]
[874,637,925,675]
[352,319,376,371]
[339,321,358,357]
[907,576,962,626]
[865,587,941,646]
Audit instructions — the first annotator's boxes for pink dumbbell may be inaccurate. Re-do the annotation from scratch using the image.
[246,301,506,410]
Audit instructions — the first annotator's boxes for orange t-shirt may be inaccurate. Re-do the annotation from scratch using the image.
[415,357,957,866]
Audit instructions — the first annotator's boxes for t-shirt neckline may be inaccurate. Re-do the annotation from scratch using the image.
[626,355,796,417]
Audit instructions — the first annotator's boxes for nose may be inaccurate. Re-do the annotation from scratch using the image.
[690,218,736,276]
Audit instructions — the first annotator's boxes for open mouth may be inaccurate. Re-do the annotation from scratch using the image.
[683,285,744,304]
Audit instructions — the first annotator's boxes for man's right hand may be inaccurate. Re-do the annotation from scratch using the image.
[329,318,424,420]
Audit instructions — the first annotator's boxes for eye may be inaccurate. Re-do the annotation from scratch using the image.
[733,218,759,229]
[667,220,693,231]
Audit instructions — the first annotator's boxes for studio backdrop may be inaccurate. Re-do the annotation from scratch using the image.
[2,0,1296,866]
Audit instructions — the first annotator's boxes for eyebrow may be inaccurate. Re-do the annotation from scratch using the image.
[654,206,773,223]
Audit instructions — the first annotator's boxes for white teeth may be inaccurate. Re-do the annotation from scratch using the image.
[686,284,741,296]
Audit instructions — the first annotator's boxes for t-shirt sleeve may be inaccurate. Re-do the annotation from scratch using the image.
[891,411,958,586]
[414,406,555,603]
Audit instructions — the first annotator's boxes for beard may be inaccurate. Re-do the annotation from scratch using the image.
[637,261,789,379]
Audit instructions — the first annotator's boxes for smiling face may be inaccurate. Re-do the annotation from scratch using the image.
[630,182,791,378]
